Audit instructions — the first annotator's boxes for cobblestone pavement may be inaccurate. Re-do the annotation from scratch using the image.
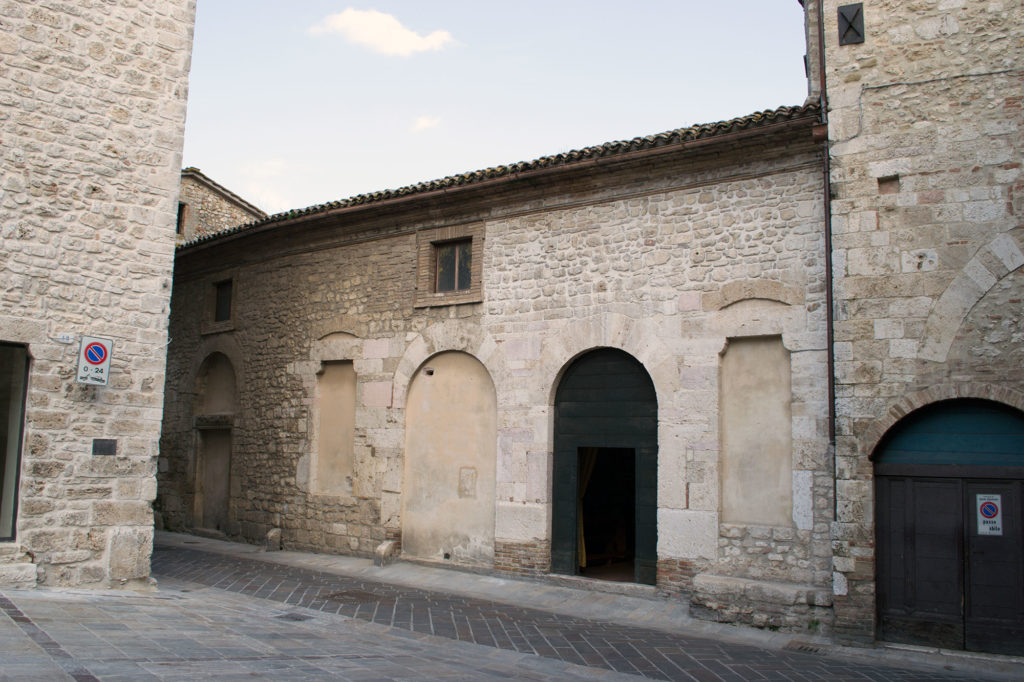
[149,538,1014,681]
[1,535,1020,681]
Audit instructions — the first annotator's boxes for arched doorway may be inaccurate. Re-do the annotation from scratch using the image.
[875,398,1024,655]
[402,351,497,567]
[192,352,237,534]
[551,348,657,585]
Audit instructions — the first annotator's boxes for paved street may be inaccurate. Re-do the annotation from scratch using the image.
[1,532,1021,681]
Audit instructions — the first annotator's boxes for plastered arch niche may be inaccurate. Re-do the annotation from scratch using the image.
[193,352,237,533]
[401,351,497,567]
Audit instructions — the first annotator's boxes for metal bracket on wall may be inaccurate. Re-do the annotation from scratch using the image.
[838,4,865,45]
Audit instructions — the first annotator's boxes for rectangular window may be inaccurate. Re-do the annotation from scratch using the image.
[214,279,233,322]
[414,223,483,308]
[1,343,29,541]
[176,202,188,235]
[435,239,472,292]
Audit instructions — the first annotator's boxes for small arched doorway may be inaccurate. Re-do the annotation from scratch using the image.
[875,398,1024,655]
[192,352,237,534]
[551,348,658,584]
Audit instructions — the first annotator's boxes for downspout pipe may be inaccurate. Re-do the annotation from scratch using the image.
[801,0,836,517]
[814,0,838,519]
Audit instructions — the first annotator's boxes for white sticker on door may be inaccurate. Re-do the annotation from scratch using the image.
[977,494,1003,536]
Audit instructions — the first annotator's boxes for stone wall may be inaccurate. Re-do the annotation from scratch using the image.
[177,169,265,243]
[0,0,195,587]
[159,114,833,630]
[821,0,1024,642]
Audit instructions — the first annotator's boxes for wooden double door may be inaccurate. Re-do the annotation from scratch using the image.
[875,399,1024,655]
[876,476,1023,655]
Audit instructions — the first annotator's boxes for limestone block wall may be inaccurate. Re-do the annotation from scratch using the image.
[0,0,195,586]
[159,118,830,629]
[822,0,1024,641]
[479,148,833,631]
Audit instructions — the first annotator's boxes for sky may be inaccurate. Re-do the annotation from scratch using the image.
[181,2,811,215]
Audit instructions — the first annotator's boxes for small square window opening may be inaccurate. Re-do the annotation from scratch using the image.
[435,240,472,292]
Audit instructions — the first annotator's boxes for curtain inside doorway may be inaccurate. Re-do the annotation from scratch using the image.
[576,447,598,569]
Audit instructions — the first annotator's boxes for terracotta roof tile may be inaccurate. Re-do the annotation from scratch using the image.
[180,103,820,249]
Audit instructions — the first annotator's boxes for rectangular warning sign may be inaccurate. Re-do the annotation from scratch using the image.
[976,494,1003,536]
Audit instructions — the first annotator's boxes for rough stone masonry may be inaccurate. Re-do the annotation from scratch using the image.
[0,0,195,587]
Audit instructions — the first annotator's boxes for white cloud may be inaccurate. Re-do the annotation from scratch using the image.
[238,159,293,214]
[411,116,440,132]
[309,8,454,57]
[244,185,292,215]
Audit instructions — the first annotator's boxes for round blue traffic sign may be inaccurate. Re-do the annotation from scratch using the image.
[980,501,999,519]
[84,342,108,365]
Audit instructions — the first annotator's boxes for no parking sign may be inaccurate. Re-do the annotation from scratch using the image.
[76,336,113,386]
[977,494,1003,536]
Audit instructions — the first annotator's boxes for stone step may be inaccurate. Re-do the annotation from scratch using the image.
[0,564,37,588]
[0,546,37,588]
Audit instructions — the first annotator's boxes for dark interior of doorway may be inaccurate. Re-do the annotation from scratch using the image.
[578,447,635,582]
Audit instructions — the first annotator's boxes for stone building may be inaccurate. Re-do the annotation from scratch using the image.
[176,167,266,244]
[821,0,1024,654]
[158,102,835,630]
[159,1,1024,651]
[12,0,993,655]
[0,0,195,587]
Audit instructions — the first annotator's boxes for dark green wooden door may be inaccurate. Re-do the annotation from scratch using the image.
[552,349,658,584]
[875,399,1024,655]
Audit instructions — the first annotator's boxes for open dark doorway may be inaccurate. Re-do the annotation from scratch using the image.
[551,348,657,585]
[578,447,635,582]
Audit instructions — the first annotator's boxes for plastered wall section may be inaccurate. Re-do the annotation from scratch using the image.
[823,0,1024,640]
[159,135,830,591]
[0,0,195,587]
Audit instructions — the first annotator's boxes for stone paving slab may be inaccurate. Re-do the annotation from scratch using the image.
[0,585,637,681]
[2,534,1021,681]
[148,538,1015,681]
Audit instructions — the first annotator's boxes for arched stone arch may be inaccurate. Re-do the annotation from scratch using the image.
[392,320,502,409]
[919,232,1024,362]
[401,350,497,567]
[862,383,1024,459]
[537,313,678,409]
[191,350,239,534]
[193,352,237,416]
[184,334,246,402]
[703,279,805,311]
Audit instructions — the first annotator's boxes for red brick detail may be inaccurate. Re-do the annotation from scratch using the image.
[656,559,698,595]
[494,540,550,575]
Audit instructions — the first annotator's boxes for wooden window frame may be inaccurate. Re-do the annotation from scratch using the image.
[415,223,483,308]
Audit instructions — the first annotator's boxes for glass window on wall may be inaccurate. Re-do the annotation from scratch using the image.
[435,239,472,292]
[1,343,29,541]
